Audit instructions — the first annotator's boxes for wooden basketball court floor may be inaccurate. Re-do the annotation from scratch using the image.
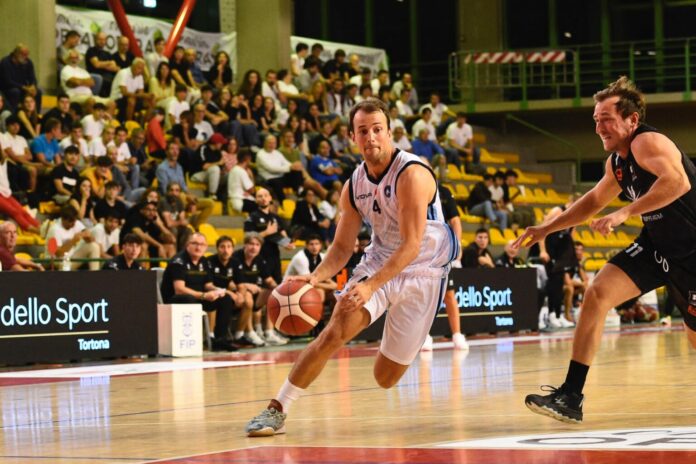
[1,325,696,463]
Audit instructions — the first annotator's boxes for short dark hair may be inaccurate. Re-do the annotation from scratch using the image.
[311,43,324,52]
[348,97,390,133]
[200,84,213,93]
[295,42,309,53]
[277,69,289,81]
[69,102,83,117]
[593,75,646,122]
[43,117,61,133]
[456,111,467,118]
[93,102,106,111]
[60,204,78,221]
[122,233,143,245]
[334,49,346,59]
[305,233,322,243]
[475,227,489,236]
[115,126,127,135]
[216,235,234,248]
[574,241,584,248]
[504,169,518,178]
[175,84,187,93]
[57,93,70,101]
[420,107,432,116]
[66,30,80,39]
[5,114,20,126]
[494,171,506,180]
[96,156,113,167]
[483,173,493,181]
[154,37,165,46]
[105,181,119,190]
[64,145,79,155]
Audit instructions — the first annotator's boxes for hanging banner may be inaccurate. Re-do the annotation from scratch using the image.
[55,5,237,73]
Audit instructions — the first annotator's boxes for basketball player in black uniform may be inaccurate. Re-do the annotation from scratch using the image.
[514,76,696,423]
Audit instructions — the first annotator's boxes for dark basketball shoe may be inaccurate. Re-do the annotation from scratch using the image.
[525,385,584,423]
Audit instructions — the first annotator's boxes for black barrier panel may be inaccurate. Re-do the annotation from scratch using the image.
[355,268,538,341]
[0,272,158,364]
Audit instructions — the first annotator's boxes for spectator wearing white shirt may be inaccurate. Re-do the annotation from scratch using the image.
[59,123,89,169]
[388,104,405,132]
[88,126,116,161]
[370,69,390,95]
[227,149,257,214]
[46,205,100,271]
[283,234,336,304]
[114,126,140,190]
[446,111,481,171]
[255,134,304,202]
[349,67,372,88]
[392,126,412,152]
[192,103,214,143]
[91,212,120,258]
[110,58,152,123]
[61,49,113,110]
[420,92,456,136]
[411,107,437,141]
[290,42,309,78]
[81,103,107,141]
[167,84,190,130]
[261,69,281,111]
[2,115,38,192]
[391,72,419,111]
[145,37,168,78]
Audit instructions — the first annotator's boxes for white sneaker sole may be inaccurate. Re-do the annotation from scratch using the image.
[247,425,286,437]
[525,401,582,424]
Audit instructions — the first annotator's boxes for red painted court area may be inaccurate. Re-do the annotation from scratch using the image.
[150,446,696,464]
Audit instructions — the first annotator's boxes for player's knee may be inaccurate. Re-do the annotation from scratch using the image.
[373,369,400,389]
[316,324,346,350]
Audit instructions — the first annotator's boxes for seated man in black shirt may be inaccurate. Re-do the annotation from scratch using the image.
[120,200,176,260]
[103,233,144,270]
[160,232,238,351]
[495,240,527,268]
[230,233,287,346]
[51,144,81,204]
[94,181,128,223]
[208,235,261,347]
[462,227,495,269]
[290,189,330,243]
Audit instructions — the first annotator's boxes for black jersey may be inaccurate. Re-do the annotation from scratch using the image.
[610,124,696,260]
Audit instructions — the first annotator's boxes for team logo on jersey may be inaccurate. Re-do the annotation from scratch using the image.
[688,292,696,317]
[626,185,641,201]
[615,168,623,181]
[384,185,392,198]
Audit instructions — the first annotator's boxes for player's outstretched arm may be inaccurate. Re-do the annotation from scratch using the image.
[514,156,622,248]
[592,132,689,235]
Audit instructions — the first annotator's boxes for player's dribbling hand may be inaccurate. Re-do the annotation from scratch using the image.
[590,209,628,236]
[286,274,319,287]
[343,281,374,312]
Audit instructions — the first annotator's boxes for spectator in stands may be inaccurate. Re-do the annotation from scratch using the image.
[59,123,88,169]
[3,115,38,193]
[166,84,190,131]
[120,199,176,260]
[326,79,345,118]
[61,50,98,107]
[322,49,346,79]
[0,44,41,112]
[217,88,261,148]
[391,72,419,111]
[87,125,116,162]
[411,127,446,171]
[370,70,390,95]
[145,37,168,78]
[308,120,336,157]
[91,211,120,258]
[0,147,39,233]
[69,177,97,226]
[392,125,412,152]
[185,48,206,88]
[198,85,228,130]
[103,232,143,270]
[238,69,262,101]
[256,134,304,201]
[446,112,482,174]
[57,30,82,67]
[291,189,331,242]
[278,128,326,199]
[277,69,307,108]
[467,174,508,230]
[244,187,294,284]
[150,62,176,112]
[330,122,357,156]
[0,93,11,132]
[158,181,191,250]
[81,102,107,141]
[290,42,309,77]
[43,93,73,136]
[86,32,119,98]
[411,107,436,141]
[207,235,261,347]
[395,88,416,122]
[227,149,256,214]
[113,126,140,189]
[317,186,340,241]
[563,241,589,323]
[207,51,233,92]
[261,69,280,109]
[170,46,200,103]
[160,232,239,351]
[31,117,63,168]
[346,53,361,78]
[230,232,287,346]
[192,103,214,143]
[350,67,372,89]
[110,58,152,123]
[420,91,456,135]
[502,169,534,229]
[489,170,511,225]
[189,132,225,199]
[284,234,337,306]
[105,142,140,204]
[47,205,100,270]
[51,145,80,204]
[462,227,495,268]
[309,43,325,67]
[128,127,155,184]
[83,155,113,199]
[16,94,41,140]
[94,180,127,222]
[298,58,323,94]
[146,108,167,160]
[0,221,43,271]
[257,96,279,137]
[309,139,343,191]
[496,240,526,268]
[111,36,134,71]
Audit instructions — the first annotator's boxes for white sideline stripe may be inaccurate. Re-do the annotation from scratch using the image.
[0,360,272,379]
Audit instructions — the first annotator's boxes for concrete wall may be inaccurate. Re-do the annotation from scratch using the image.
[0,0,57,92]
[235,0,291,76]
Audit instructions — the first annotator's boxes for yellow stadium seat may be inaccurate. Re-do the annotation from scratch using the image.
[199,223,219,246]
[42,95,57,110]
[441,183,455,195]
[446,164,462,181]
[533,188,551,204]
[124,120,141,136]
[454,183,469,200]
[14,252,33,261]
[513,169,540,185]
[616,230,633,247]
[580,230,598,247]
[489,228,506,246]
[533,207,545,223]
[278,199,296,219]
[480,148,505,164]
[503,229,518,242]
[217,228,244,246]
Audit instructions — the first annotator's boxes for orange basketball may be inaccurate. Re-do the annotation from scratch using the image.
[267,281,324,336]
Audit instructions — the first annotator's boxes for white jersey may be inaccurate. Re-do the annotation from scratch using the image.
[349,149,458,277]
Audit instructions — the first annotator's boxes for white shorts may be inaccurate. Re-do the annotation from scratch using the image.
[340,263,448,365]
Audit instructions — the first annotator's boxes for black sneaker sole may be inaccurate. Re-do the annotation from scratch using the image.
[525,400,582,424]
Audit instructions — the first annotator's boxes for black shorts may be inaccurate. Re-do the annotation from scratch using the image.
[447,273,455,291]
[609,230,696,330]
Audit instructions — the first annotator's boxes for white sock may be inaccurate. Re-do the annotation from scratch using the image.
[234,330,244,339]
[255,324,263,333]
[276,378,304,413]
[265,329,274,337]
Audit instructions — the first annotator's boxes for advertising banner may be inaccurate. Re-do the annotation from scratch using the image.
[356,268,538,341]
[0,272,158,364]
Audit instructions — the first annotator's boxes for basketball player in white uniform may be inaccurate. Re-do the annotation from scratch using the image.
[245,98,459,437]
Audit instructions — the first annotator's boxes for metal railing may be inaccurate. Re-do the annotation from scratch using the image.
[449,37,696,108]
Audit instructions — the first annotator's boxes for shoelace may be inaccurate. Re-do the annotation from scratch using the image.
[539,385,561,394]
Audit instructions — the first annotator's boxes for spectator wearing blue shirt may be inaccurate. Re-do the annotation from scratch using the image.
[411,127,462,179]
[31,117,63,169]
[309,140,343,191]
